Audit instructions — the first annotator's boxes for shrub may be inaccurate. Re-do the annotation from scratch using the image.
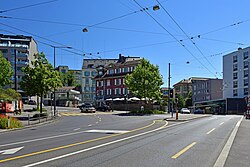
[129,109,165,115]
[0,114,23,129]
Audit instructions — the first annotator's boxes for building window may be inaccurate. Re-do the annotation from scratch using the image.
[0,49,8,53]
[244,70,248,77]
[108,69,114,74]
[98,90,103,96]
[233,89,238,96]
[61,69,66,74]
[85,78,89,85]
[244,88,248,95]
[97,81,103,87]
[233,72,238,80]
[84,71,90,76]
[233,81,238,88]
[91,71,97,76]
[115,78,121,85]
[244,61,249,68]
[244,79,248,86]
[233,64,238,71]
[115,88,121,95]
[107,79,110,86]
[244,52,249,60]
[233,55,237,63]
[124,67,128,73]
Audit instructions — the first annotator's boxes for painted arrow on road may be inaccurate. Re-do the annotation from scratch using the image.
[0,146,24,155]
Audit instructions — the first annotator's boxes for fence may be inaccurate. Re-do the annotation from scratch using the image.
[26,111,56,126]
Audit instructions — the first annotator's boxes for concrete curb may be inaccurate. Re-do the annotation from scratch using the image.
[0,116,60,134]
[164,114,211,122]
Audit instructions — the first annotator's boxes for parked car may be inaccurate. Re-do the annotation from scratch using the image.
[28,100,36,105]
[80,103,96,113]
[194,108,204,114]
[97,104,111,112]
[180,108,191,114]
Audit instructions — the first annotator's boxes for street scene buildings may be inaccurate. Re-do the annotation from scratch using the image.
[1,2,250,167]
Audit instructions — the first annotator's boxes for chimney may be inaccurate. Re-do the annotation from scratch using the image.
[238,47,242,51]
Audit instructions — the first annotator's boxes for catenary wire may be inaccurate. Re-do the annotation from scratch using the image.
[0,28,94,59]
[0,0,59,13]
[0,23,99,58]
[132,0,217,77]
[156,0,220,76]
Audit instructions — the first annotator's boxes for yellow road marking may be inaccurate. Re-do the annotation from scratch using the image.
[206,128,216,135]
[171,142,196,159]
[0,120,165,163]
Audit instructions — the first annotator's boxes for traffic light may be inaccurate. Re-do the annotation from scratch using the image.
[169,89,174,98]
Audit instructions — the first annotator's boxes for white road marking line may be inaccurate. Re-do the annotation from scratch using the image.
[206,128,216,135]
[96,122,98,124]
[0,146,24,155]
[85,130,130,134]
[88,124,92,127]
[73,128,80,131]
[22,121,168,167]
[214,116,243,167]
[219,122,224,126]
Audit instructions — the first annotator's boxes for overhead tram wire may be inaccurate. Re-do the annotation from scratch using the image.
[156,0,220,76]
[1,29,93,58]
[132,0,216,77]
[0,0,59,13]
[0,22,99,58]
[0,15,182,37]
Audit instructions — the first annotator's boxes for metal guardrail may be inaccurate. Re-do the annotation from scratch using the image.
[26,111,56,126]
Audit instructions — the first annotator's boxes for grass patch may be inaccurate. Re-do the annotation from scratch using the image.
[130,109,165,115]
[0,115,23,129]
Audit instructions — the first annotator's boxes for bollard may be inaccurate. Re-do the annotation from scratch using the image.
[28,114,30,125]
[39,113,41,123]
[7,116,10,127]
[176,111,178,120]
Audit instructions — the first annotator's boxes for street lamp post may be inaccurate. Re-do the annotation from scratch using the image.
[51,45,71,116]
[168,63,173,117]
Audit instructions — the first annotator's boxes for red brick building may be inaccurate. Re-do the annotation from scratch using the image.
[95,55,141,103]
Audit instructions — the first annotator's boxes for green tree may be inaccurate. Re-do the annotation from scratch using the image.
[60,71,76,86]
[0,88,21,101]
[0,52,13,87]
[176,94,185,109]
[125,58,163,102]
[20,52,62,113]
[185,91,193,107]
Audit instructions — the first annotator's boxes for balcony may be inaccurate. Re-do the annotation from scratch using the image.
[17,53,28,58]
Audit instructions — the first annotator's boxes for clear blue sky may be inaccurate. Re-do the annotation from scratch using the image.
[1,0,250,87]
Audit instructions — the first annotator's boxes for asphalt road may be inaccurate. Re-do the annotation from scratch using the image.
[0,113,242,167]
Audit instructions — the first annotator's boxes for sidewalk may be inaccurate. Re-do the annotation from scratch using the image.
[224,118,250,167]
[164,113,211,121]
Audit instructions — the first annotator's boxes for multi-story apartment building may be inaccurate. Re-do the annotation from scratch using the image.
[173,78,192,98]
[223,47,250,98]
[192,78,223,104]
[82,58,118,103]
[0,34,38,92]
[95,55,141,102]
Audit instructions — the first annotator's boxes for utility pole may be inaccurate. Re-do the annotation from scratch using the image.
[14,49,17,112]
[168,63,172,118]
[53,46,56,117]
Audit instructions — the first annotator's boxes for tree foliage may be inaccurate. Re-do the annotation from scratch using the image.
[60,71,76,86]
[185,91,193,107]
[125,58,163,101]
[176,94,185,109]
[0,52,13,87]
[0,88,21,101]
[20,52,62,113]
